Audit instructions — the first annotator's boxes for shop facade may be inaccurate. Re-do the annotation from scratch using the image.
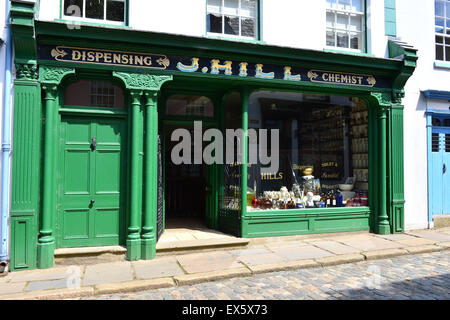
[8,1,416,271]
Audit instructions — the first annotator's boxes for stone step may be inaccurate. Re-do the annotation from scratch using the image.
[54,246,126,258]
[156,237,250,254]
[434,215,450,229]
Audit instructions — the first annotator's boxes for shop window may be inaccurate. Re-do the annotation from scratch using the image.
[166,95,214,118]
[446,134,450,152]
[444,118,450,126]
[221,92,242,210]
[64,80,124,108]
[207,0,258,39]
[435,0,450,61]
[246,91,369,211]
[63,0,126,25]
[432,117,442,126]
[432,133,440,152]
[326,0,365,51]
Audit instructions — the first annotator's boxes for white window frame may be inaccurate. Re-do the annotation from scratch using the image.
[325,0,366,53]
[435,0,450,61]
[62,0,126,26]
[206,0,259,40]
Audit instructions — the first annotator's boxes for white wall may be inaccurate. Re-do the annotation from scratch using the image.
[397,0,450,230]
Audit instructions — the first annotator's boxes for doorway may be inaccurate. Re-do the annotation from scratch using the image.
[162,122,218,233]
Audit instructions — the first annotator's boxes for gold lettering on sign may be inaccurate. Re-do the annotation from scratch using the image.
[309,69,376,87]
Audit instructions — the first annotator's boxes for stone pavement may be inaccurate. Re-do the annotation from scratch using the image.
[83,251,450,300]
[1,227,450,300]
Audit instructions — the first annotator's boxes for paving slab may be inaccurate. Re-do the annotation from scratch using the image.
[247,259,320,274]
[373,234,417,241]
[0,282,27,295]
[362,248,408,260]
[270,245,333,260]
[132,257,185,279]
[238,253,287,266]
[25,279,70,292]
[315,254,365,266]
[95,278,175,295]
[229,248,273,257]
[176,252,243,274]
[406,230,450,242]
[0,287,94,300]
[173,268,251,286]
[395,238,437,247]
[309,240,361,254]
[82,261,133,286]
[404,245,443,254]
[337,236,403,251]
[9,266,81,283]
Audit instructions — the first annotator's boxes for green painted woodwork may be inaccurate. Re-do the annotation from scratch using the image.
[141,91,158,259]
[57,116,127,247]
[9,80,41,271]
[240,88,249,236]
[10,1,37,65]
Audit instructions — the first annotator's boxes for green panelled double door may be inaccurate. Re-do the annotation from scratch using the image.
[57,116,127,248]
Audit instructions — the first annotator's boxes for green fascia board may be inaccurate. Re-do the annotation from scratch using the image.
[34,21,406,76]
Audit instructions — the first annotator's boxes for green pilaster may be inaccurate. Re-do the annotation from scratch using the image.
[113,72,172,260]
[377,105,390,235]
[141,91,158,259]
[38,66,75,268]
[126,90,142,261]
[241,88,249,236]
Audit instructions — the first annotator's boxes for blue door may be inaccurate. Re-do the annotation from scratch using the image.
[430,127,450,216]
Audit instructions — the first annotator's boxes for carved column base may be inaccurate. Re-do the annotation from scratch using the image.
[141,238,156,260]
[126,238,141,261]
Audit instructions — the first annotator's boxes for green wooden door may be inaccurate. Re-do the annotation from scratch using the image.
[57,116,127,248]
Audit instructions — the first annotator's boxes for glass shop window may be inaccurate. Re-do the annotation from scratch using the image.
[326,0,365,51]
[166,95,214,118]
[207,0,258,39]
[63,0,126,25]
[435,0,450,61]
[221,92,243,210]
[246,91,369,211]
[64,80,124,108]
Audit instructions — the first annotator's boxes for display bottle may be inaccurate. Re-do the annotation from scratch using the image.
[336,191,343,207]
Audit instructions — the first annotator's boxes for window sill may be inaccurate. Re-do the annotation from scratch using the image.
[244,206,371,217]
[323,48,374,57]
[55,19,131,29]
[434,61,450,69]
[204,34,265,45]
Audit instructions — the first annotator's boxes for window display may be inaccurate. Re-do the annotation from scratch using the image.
[246,91,369,211]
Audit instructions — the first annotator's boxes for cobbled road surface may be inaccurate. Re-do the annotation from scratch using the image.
[81,251,450,300]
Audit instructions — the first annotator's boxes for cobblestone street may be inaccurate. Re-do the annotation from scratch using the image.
[79,251,450,300]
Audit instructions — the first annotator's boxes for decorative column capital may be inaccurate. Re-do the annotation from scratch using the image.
[15,63,38,81]
[392,89,405,104]
[129,89,143,104]
[143,90,158,107]
[39,66,75,85]
[113,72,172,91]
[41,84,58,99]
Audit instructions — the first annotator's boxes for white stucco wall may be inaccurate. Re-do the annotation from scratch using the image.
[397,0,450,230]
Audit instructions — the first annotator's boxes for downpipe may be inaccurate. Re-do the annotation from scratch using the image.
[0,0,13,272]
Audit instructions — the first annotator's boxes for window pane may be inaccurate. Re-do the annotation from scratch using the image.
[435,1,444,16]
[349,15,362,31]
[446,46,450,61]
[326,30,336,46]
[432,133,439,152]
[436,35,444,43]
[446,37,450,44]
[241,0,257,18]
[337,13,348,30]
[64,0,83,17]
[350,33,361,49]
[223,0,239,15]
[352,0,362,12]
[326,12,335,28]
[436,17,445,33]
[436,44,444,60]
[166,95,214,117]
[224,16,239,35]
[106,0,124,22]
[65,80,124,108]
[337,32,349,48]
[86,0,104,19]
[338,0,351,11]
[447,3,450,18]
[326,0,337,9]
[241,18,255,37]
[207,13,222,33]
[207,0,222,14]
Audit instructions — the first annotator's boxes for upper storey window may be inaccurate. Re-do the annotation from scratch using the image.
[207,0,258,40]
[435,0,450,61]
[63,0,126,25]
[326,0,365,52]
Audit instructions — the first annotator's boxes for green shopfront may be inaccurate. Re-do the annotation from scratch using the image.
[9,2,417,270]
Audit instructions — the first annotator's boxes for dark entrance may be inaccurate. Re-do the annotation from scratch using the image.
[164,124,207,227]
